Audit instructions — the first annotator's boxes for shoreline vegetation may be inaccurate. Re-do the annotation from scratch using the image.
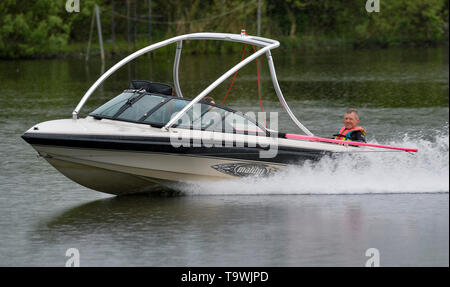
[15,35,450,61]
[0,0,448,60]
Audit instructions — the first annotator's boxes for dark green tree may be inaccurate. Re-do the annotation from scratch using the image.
[0,0,71,58]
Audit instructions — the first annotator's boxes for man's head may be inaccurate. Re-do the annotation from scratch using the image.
[344,108,360,129]
[202,96,216,105]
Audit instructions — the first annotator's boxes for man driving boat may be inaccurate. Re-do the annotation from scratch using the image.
[334,109,366,142]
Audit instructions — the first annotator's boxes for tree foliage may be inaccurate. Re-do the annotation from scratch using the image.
[0,0,448,58]
[0,0,70,58]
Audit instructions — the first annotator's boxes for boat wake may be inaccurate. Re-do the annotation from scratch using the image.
[179,127,449,195]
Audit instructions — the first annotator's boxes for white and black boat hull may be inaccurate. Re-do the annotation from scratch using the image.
[24,143,288,195]
[22,118,354,195]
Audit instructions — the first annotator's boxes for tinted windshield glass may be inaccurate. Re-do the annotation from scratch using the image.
[145,99,226,129]
[224,112,265,134]
[143,98,189,126]
[190,104,264,134]
[190,104,229,131]
[145,99,264,133]
[91,94,265,134]
[91,92,135,117]
[117,94,165,122]
[90,92,166,120]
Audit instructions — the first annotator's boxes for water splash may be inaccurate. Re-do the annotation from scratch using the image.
[180,127,449,195]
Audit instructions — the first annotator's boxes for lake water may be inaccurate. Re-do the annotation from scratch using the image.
[0,46,448,266]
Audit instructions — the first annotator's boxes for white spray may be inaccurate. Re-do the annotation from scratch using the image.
[179,128,449,195]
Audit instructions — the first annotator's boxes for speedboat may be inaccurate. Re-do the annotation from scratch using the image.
[22,32,417,195]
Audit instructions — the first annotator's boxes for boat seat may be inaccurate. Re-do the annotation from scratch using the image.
[129,80,173,96]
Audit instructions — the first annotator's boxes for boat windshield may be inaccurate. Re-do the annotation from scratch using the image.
[90,92,266,134]
[144,99,265,134]
[91,92,136,118]
[90,92,167,120]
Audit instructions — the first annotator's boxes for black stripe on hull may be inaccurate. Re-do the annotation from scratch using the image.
[22,133,330,164]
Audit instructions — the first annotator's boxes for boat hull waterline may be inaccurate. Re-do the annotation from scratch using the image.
[30,144,288,195]
[22,126,337,195]
[21,115,349,196]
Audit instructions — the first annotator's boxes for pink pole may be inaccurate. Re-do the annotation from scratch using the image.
[285,133,418,152]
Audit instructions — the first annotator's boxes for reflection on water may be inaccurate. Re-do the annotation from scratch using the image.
[31,194,448,266]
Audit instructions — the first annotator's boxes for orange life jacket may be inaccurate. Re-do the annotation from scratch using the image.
[335,126,366,141]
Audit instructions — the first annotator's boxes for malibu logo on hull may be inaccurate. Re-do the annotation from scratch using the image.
[211,163,278,177]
